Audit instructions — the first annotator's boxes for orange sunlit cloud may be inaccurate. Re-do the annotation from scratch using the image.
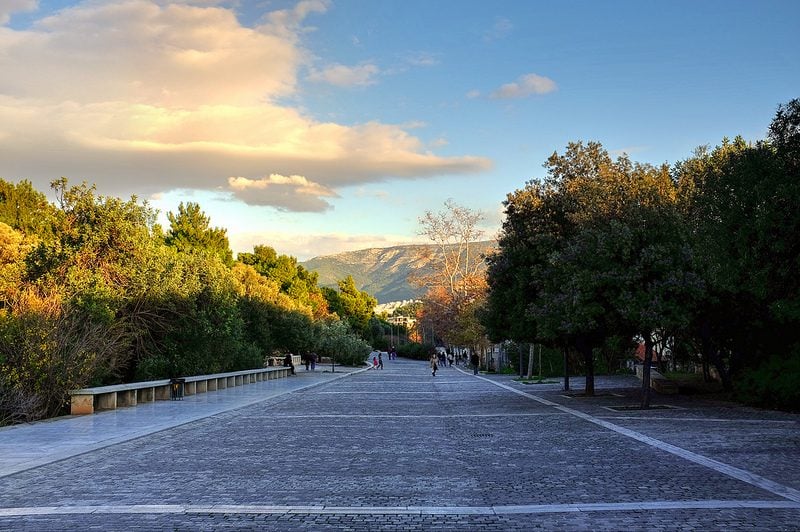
[0,0,490,210]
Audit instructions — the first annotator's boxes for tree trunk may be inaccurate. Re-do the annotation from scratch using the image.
[527,344,534,379]
[538,344,543,380]
[562,346,570,391]
[640,333,653,409]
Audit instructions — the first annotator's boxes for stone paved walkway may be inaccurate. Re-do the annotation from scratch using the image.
[0,358,798,530]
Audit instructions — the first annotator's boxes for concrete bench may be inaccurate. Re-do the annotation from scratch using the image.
[70,366,292,415]
[635,365,678,394]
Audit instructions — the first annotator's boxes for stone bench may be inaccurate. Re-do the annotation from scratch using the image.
[70,366,292,415]
[635,364,678,394]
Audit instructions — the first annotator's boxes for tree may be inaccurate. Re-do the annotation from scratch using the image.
[237,244,328,318]
[484,181,561,344]
[0,179,58,240]
[485,141,698,400]
[414,199,489,346]
[165,202,233,266]
[675,100,800,404]
[323,275,377,335]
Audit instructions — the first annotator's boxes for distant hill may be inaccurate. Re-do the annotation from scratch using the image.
[301,241,496,304]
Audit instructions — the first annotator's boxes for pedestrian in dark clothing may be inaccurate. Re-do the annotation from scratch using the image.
[430,354,438,376]
[284,353,296,375]
[471,353,480,375]
[378,352,384,369]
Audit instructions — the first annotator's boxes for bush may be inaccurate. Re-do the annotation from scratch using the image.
[398,342,434,361]
[0,291,132,422]
[0,383,42,426]
[317,319,372,366]
[735,350,800,412]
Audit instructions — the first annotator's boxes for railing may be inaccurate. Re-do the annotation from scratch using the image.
[69,366,292,415]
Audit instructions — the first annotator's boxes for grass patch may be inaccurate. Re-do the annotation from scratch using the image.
[515,378,559,384]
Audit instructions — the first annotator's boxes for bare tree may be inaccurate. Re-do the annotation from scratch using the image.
[413,199,491,346]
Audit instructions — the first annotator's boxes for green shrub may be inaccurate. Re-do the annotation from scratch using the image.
[397,342,434,360]
[735,350,800,412]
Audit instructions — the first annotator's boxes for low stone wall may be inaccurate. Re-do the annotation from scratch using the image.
[69,366,291,415]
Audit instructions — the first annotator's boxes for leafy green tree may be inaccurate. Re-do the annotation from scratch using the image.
[317,319,371,366]
[323,275,377,335]
[484,181,559,345]
[165,202,233,266]
[485,141,698,400]
[675,100,800,404]
[0,179,58,240]
[0,223,32,309]
[238,245,328,318]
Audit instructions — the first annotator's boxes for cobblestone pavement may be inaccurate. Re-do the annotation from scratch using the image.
[1,358,798,530]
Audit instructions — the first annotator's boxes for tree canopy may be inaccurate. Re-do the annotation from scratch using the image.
[483,100,800,409]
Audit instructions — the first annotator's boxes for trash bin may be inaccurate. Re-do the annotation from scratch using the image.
[169,378,185,400]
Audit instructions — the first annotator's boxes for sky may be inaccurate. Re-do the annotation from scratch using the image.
[1,0,798,261]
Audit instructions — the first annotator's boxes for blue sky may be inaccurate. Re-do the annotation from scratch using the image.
[1,0,797,260]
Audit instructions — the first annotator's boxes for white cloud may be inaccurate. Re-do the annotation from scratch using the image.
[403,51,440,67]
[0,0,36,25]
[0,0,490,211]
[263,0,329,36]
[1,2,299,105]
[228,174,338,212]
[466,89,482,99]
[308,62,380,87]
[483,16,513,42]
[490,73,558,99]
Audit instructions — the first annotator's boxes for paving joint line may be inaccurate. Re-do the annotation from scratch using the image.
[462,369,800,503]
[0,500,798,518]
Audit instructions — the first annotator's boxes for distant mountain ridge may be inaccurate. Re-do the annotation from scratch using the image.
[301,241,496,304]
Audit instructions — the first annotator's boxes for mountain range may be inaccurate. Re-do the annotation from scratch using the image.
[301,241,496,304]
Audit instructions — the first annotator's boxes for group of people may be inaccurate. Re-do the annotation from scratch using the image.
[302,352,318,371]
[370,346,399,370]
[281,353,321,375]
[430,350,481,376]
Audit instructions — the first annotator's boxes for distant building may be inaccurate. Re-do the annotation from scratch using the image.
[387,315,416,328]
[374,299,418,315]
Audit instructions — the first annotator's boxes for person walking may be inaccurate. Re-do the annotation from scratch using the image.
[430,353,438,377]
[471,352,480,375]
[378,352,384,369]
